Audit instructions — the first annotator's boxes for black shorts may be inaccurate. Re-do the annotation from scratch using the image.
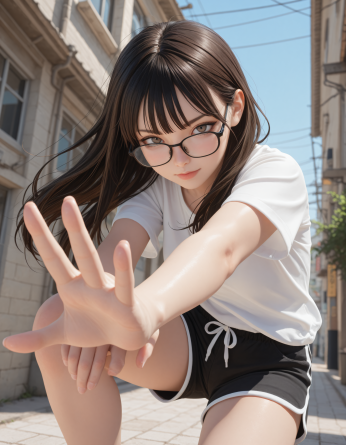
[150,305,312,445]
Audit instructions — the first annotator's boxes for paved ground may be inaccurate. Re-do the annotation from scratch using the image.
[0,357,346,444]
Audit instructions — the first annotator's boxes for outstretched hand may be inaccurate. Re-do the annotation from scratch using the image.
[3,197,158,354]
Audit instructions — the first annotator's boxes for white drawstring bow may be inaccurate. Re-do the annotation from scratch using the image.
[204,321,237,368]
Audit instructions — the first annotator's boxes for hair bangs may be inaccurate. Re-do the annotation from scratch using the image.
[119,53,226,146]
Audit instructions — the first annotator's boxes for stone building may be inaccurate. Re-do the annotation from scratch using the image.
[0,0,183,401]
[311,0,346,376]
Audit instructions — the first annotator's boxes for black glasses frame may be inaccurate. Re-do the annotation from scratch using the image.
[128,104,229,168]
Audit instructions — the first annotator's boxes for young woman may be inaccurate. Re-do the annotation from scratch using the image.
[4,21,321,445]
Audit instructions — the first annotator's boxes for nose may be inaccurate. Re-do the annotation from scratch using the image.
[172,144,190,168]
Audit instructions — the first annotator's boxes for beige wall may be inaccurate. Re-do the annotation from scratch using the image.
[0,0,177,401]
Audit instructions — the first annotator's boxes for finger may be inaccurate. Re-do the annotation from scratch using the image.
[2,314,65,353]
[67,346,83,380]
[61,197,106,288]
[136,330,160,368]
[113,241,134,306]
[23,202,79,286]
[107,345,126,376]
[61,344,70,366]
[76,347,96,394]
[86,345,110,390]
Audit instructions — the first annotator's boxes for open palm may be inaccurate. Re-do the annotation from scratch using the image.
[3,197,157,354]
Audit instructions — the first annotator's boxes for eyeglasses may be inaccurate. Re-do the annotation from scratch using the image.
[128,104,229,168]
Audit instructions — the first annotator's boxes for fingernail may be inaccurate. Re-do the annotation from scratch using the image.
[87,382,95,390]
[71,374,77,380]
[78,387,86,394]
[2,338,7,347]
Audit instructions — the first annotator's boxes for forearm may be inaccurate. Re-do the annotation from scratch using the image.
[135,230,231,332]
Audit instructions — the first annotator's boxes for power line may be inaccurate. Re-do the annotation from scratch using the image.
[190,0,305,18]
[232,34,310,50]
[268,126,310,135]
[270,0,310,16]
[275,143,312,149]
[214,7,310,30]
[269,134,310,144]
[196,0,212,28]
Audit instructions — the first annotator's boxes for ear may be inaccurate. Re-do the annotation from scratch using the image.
[230,89,245,127]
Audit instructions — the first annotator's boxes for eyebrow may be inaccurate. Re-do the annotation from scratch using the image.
[138,113,210,134]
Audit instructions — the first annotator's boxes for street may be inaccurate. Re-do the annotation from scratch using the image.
[0,358,345,444]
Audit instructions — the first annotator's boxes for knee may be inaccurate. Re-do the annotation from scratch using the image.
[33,293,64,331]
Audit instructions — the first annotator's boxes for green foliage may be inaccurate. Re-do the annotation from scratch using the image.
[313,191,346,279]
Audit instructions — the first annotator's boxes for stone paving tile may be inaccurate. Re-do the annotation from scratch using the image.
[137,431,175,442]
[125,440,164,445]
[18,435,66,445]
[0,429,37,443]
[1,357,346,444]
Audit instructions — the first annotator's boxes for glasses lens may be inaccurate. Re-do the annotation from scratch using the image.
[183,133,219,157]
[134,144,171,167]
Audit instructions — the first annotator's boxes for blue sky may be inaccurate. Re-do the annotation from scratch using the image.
[177,0,322,223]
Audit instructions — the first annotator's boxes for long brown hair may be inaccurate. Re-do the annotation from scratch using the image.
[16,21,269,262]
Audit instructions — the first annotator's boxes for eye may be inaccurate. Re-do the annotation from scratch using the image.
[193,123,214,134]
[142,137,163,145]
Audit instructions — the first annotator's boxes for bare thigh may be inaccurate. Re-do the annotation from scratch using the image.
[199,396,302,445]
[35,293,189,392]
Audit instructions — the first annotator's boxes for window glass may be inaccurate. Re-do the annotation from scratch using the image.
[57,135,70,172]
[7,66,25,97]
[57,118,87,172]
[104,0,112,29]
[0,89,23,139]
[71,130,87,167]
[91,0,102,14]
[60,118,73,141]
[131,1,146,37]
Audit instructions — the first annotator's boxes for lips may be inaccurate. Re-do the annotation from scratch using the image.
[176,169,200,180]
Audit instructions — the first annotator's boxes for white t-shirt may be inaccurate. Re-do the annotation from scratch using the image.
[112,144,322,346]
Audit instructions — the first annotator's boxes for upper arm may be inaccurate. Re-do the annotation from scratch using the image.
[97,218,150,275]
[201,201,276,275]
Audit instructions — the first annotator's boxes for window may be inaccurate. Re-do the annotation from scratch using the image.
[131,1,146,38]
[57,116,88,172]
[0,54,27,141]
[90,0,113,29]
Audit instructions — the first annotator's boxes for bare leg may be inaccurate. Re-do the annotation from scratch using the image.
[199,396,302,445]
[34,294,188,445]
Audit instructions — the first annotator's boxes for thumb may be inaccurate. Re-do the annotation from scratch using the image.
[2,314,65,353]
[136,329,160,369]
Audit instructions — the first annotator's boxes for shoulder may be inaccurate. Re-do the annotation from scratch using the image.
[238,144,303,178]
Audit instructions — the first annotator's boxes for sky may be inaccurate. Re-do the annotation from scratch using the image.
[176,0,322,225]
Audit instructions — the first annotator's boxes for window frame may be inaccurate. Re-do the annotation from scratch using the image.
[0,52,29,144]
[131,0,147,38]
[91,0,114,30]
[55,111,88,174]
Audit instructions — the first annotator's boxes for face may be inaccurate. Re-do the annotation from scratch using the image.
[136,88,245,196]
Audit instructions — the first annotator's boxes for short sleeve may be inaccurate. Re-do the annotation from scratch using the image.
[221,146,308,260]
[112,180,163,258]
